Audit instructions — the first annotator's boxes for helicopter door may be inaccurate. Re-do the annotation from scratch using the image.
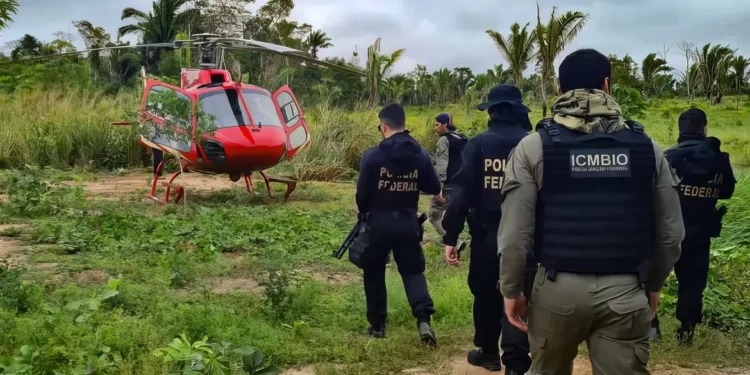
[272,86,310,159]
[142,81,196,159]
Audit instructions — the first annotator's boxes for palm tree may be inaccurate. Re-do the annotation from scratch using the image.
[641,53,672,96]
[0,0,18,32]
[118,0,195,43]
[730,56,749,108]
[486,23,536,88]
[694,44,735,104]
[453,67,475,97]
[365,38,405,107]
[487,64,510,85]
[307,30,333,58]
[535,4,588,117]
[433,68,453,103]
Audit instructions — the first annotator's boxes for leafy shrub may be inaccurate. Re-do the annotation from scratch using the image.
[260,268,301,323]
[0,227,22,237]
[152,335,275,375]
[159,246,196,288]
[611,84,648,119]
[2,168,84,218]
[0,262,39,314]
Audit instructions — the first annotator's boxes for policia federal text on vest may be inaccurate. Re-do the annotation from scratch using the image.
[535,120,655,278]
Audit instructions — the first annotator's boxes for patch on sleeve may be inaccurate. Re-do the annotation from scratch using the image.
[570,149,631,178]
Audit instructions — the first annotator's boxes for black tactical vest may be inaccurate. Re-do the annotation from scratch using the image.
[535,121,656,274]
[444,131,468,184]
[665,140,727,227]
[475,128,526,222]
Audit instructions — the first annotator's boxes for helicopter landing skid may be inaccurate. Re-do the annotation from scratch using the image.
[148,159,186,205]
[243,172,297,202]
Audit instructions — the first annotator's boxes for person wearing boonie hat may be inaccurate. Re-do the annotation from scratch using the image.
[441,83,534,373]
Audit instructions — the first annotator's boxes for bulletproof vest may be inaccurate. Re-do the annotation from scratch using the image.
[475,127,527,222]
[535,120,656,274]
[443,131,468,184]
[665,140,727,226]
[370,163,421,214]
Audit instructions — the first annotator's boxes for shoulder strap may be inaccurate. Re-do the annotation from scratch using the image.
[625,120,645,134]
[543,123,562,144]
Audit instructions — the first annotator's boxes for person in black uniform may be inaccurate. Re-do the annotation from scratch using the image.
[442,84,534,374]
[651,108,736,344]
[356,103,442,345]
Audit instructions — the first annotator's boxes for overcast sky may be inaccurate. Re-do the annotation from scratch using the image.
[3,0,749,77]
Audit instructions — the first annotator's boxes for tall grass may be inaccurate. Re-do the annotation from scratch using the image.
[0,89,142,169]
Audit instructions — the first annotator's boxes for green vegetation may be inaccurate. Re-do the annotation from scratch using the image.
[0,168,748,374]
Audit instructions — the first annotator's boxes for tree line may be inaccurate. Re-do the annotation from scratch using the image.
[0,0,748,112]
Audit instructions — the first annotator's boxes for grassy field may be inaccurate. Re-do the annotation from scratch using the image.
[0,167,749,374]
[0,90,750,374]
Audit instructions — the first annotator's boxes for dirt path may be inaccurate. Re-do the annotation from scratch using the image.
[0,224,30,268]
[281,356,749,375]
[68,172,239,199]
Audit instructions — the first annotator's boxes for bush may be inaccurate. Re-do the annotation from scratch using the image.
[611,84,648,120]
[0,262,39,314]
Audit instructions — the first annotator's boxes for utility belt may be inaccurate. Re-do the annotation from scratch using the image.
[542,265,647,284]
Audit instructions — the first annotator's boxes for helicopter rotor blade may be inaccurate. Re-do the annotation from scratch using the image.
[2,41,192,64]
[218,38,366,77]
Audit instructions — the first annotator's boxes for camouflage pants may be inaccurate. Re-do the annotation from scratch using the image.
[428,187,453,238]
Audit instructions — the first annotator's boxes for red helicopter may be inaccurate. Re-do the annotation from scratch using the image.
[31,34,365,203]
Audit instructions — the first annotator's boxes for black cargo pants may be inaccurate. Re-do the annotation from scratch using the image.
[469,222,534,372]
[652,230,711,331]
[361,212,435,329]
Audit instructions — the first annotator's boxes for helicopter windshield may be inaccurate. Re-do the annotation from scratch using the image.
[241,90,283,128]
[198,89,283,129]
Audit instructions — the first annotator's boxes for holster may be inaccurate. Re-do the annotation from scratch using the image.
[348,213,370,269]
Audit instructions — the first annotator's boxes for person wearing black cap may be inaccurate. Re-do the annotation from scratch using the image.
[355,103,441,346]
[499,49,684,374]
[441,84,534,374]
[650,108,736,344]
[429,112,468,252]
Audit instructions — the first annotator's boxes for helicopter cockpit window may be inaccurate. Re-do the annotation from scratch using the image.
[198,90,250,128]
[241,91,283,128]
[276,92,300,126]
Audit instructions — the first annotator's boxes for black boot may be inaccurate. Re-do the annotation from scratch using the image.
[417,321,437,347]
[505,370,524,375]
[363,325,386,339]
[467,349,502,371]
[676,325,694,345]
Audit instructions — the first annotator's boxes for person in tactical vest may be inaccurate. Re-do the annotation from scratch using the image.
[650,108,736,344]
[498,49,685,374]
[355,103,442,346]
[441,84,534,374]
[429,113,468,252]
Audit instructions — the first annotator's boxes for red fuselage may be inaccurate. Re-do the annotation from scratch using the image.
[140,70,309,175]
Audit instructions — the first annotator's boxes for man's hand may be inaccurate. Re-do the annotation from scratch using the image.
[504,295,529,333]
[649,291,660,318]
[445,245,460,267]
